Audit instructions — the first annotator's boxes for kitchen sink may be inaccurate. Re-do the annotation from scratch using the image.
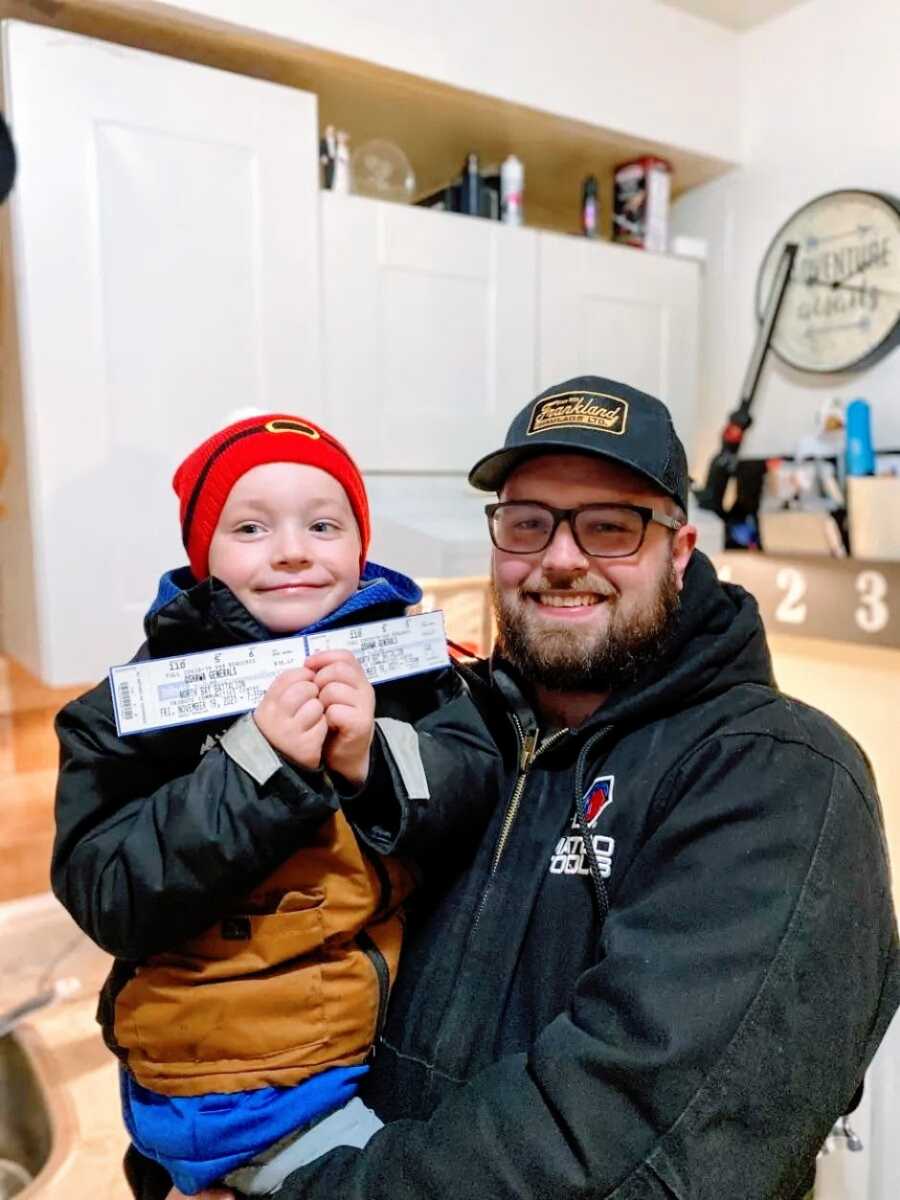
[0,1028,67,1199]
[0,895,113,1197]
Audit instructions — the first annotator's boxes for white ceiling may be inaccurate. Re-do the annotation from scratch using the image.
[658,0,810,30]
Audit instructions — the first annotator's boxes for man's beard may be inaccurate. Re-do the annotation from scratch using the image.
[492,563,681,694]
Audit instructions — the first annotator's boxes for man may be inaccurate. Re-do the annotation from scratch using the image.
[176,376,898,1200]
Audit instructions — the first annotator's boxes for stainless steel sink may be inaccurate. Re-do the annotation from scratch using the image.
[0,895,110,1197]
[0,1029,61,1198]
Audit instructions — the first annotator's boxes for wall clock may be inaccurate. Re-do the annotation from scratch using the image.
[756,189,900,373]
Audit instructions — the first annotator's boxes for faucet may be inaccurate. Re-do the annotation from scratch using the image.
[819,1114,864,1155]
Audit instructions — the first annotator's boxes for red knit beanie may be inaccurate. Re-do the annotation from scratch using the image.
[172,414,370,581]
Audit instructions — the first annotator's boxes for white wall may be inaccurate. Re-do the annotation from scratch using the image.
[672,0,900,472]
[170,0,741,164]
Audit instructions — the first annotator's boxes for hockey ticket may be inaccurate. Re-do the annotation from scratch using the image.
[109,610,449,736]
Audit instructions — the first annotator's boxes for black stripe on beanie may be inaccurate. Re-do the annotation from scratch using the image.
[181,424,265,550]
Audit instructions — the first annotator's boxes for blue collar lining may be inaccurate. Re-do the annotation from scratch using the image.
[147,561,422,636]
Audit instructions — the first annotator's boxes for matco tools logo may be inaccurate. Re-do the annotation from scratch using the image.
[527,391,629,437]
[581,775,614,825]
[548,776,616,878]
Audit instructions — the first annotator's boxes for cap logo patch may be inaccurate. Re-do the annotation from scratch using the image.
[264,418,320,440]
[527,391,628,437]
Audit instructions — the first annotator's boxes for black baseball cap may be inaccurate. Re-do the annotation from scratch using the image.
[468,375,689,512]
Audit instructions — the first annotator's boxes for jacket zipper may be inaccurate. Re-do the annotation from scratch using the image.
[357,930,390,1049]
[471,716,568,933]
[359,840,393,923]
[572,728,614,928]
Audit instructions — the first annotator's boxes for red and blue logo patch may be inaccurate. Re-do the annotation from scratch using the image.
[581,775,614,827]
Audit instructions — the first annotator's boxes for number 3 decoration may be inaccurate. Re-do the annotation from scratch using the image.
[855,571,889,634]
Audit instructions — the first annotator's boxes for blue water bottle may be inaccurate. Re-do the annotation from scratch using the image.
[845,398,875,476]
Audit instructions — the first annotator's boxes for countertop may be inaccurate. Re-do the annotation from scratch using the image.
[0,893,130,1199]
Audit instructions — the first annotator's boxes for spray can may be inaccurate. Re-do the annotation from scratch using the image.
[332,130,351,194]
[500,155,524,226]
[581,175,599,237]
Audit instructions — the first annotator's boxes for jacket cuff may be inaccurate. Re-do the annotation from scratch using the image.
[342,719,426,853]
[374,717,430,800]
[219,713,281,785]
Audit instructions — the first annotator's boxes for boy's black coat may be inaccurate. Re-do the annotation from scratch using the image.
[52,577,499,965]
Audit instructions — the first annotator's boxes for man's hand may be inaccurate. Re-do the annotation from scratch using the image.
[253,666,327,771]
[306,650,375,787]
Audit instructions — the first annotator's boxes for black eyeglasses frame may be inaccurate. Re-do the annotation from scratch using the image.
[484,501,683,559]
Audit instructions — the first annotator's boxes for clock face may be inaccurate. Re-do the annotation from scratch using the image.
[756,190,900,373]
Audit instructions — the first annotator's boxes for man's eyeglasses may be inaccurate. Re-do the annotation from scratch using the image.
[484,501,683,559]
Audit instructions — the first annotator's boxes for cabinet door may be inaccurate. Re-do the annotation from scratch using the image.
[537,233,701,456]
[321,193,537,471]
[1,21,319,685]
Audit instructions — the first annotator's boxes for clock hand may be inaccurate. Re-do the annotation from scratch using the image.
[794,252,887,292]
[800,277,900,301]
[804,224,872,249]
[828,264,873,289]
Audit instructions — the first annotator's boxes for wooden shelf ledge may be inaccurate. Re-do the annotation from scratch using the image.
[0,0,735,236]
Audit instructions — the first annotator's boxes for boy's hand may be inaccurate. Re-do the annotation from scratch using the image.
[305,650,375,788]
[253,667,327,771]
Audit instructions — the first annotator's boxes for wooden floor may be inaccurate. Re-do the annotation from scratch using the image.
[0,656,89,902]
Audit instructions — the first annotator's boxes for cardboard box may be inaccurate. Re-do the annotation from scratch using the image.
[847,476,900,560]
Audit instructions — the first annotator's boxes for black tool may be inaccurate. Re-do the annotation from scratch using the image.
[695,241,798,517]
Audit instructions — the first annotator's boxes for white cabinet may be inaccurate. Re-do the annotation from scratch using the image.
[0,20,704,688]
[537,232,701,455]
[0,21,320,685]
[321,192,538,472]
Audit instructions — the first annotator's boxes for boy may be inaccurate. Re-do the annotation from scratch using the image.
[52,414,500,1197]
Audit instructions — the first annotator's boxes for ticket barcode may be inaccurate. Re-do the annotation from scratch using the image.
[118,681,135,723]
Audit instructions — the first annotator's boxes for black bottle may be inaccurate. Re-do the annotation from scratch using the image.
[461,152,481,216]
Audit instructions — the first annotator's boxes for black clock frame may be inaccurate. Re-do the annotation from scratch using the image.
[755,188,900,374]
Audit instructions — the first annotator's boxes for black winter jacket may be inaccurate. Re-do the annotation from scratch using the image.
[266,552,899,1200]
[51,572,501,1095]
